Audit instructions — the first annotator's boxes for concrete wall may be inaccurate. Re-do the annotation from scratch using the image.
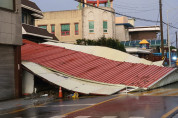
[0,0,22,45]
[115,25,129,41]
[82,7,115,40]
[129,31,157,40]
[22,70,34,95]
[35,10,83,43]
[0,0,22,100]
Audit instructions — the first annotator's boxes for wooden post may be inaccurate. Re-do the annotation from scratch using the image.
[159,0,164,58]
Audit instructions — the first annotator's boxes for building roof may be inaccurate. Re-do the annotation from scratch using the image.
[22,0,41,11]
[43,42,162,66]
[22,41,175,89]
[126,47,152,54]
[129,26,160,32]
[22,24,58,41]
[115,23,133,28]
[78,0,114,4]
[21,0,43,18]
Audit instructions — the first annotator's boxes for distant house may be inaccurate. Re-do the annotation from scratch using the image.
[35,0,115,43]
[129,26,160,41]
[21,0,58,43]
[0,0,22,100]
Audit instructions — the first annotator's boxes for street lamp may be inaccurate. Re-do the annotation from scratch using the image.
[167,7,178,67]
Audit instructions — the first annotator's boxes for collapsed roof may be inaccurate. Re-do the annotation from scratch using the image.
[21,40,178,95]
[43,41,163,66]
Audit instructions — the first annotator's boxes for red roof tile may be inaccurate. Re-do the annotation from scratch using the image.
[21,41,174,88]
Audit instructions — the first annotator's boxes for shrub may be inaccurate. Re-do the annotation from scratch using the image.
[76,36,126,52]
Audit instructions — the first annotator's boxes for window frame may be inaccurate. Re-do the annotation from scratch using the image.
[38,25,47,29]
[61,24,70,36]
[89,20,94,33]
[103,20,108,33]
[75,23,79,35]
[0,0,15,12]
[51,24,55,34]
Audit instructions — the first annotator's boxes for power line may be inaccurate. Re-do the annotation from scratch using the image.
[75,0,178,30]
[75,0,159,23]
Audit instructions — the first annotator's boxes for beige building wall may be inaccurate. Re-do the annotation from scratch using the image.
[82,7,115,40]
[35,10,83,43]
[115,25,129,41]
[115,16,128,24]
[128,19,135,27]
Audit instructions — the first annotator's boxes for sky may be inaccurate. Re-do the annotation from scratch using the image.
[31,0,178,46]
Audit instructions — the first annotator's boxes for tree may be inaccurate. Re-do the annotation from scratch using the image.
[76,36,126,52]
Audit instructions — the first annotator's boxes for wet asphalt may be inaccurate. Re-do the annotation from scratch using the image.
[0,82,178,118]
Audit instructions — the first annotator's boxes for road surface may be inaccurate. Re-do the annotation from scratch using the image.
[1,82,178,118]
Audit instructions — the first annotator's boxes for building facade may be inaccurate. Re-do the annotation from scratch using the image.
[82,7,115,40]
[35,10,83,43]
[35,0,115,43]
[0,0,22,100]
[22,0,58,43]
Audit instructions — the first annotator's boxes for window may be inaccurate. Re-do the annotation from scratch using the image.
[103,21,108,33]
[51,25,55,34]
[22,12,27,24]
[75,23,79,35]
[38,25,47,29]
[61,24,70,36]
[89,21,94,33]
[0,0,14,11]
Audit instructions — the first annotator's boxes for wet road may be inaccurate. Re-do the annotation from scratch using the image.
[1,82,178,118]
[1,95,178,118]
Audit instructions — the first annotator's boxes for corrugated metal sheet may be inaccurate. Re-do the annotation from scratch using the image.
[22,62,127,95]
[22,41,175,89]
[43,42,163,66]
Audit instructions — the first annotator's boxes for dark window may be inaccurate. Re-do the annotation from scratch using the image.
[38,25,47,29]
[61,24,70,36]
[75,23,79,35]
[0,0,15,11]
[51,25,55,34]
[22,12,27,24]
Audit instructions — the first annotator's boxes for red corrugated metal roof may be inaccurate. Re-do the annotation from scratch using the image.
[21,40,174,88]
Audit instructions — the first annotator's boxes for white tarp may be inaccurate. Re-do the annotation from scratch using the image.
[22,61,136,95]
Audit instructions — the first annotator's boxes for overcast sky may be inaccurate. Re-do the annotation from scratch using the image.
[31,0,178,45]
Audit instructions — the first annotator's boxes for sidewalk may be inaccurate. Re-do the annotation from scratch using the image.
[0,96,55,115]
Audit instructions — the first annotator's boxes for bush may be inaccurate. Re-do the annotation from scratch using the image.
[76,36,126,52]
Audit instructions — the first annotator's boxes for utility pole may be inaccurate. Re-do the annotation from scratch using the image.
[159,0,164,58]
[176,31,177,49]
